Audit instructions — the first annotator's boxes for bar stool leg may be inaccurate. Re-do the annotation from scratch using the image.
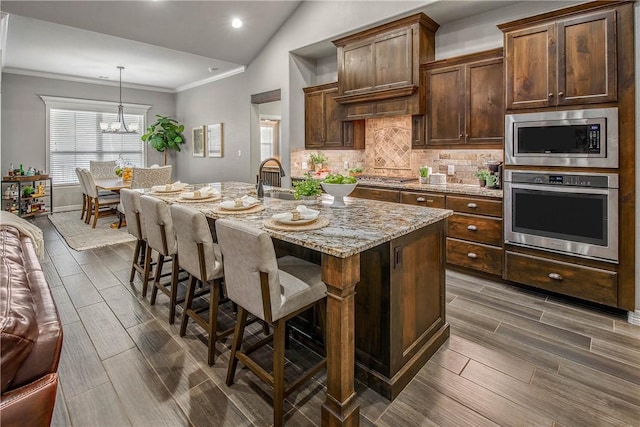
[149,254,165,305]
[273,319,286,427]
[168,254,180,325]
[226,307,248,386]
[180,275,197,337]
[142,245,153,298]
[207,278,222,366]
[129,239,142,283]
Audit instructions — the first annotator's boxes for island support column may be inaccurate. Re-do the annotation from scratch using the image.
[321,253,361,427]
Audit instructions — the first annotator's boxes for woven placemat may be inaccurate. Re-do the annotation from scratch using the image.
[212,204,266,215]
[263,217,329,231]
[176,196,221,203]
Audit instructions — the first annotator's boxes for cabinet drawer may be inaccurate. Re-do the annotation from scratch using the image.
[350,187,399,203]
[447,238,503,276]
[447,213,502,246]
[504,251,617,306]
[400,191,445,208]
[446,195,502,217]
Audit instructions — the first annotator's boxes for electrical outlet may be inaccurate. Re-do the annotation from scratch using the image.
[447,165,455,175]
[237,150,241,157]
[301,161,308,170]
[344,161,349,169]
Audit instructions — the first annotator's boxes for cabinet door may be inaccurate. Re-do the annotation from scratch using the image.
[466,58,504,145]
[373,29,413,89]
[426,66,464,145]
[557,10,617,105]
[342,41,374,95]
[305,90,325,148]
[505,24,556,110]
[322,87,344,147]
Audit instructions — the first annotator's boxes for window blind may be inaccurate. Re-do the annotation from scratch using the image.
[49,109,144,185]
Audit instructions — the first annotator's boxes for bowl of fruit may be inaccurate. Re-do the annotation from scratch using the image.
[321,174,358,208]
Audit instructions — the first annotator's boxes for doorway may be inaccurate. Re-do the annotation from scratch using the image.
[250,89,281,182]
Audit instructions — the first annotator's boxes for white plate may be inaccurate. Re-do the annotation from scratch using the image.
[180,193,220,200]
[219,202,260,211]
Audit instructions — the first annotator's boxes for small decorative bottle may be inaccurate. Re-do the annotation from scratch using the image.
[19,164,24,176]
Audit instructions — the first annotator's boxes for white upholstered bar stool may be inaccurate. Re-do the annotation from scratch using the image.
[119,189,153,296]
[169,204,233,366]
[139,195,180,322]
[81,169,120,228]
[215,219,327,427]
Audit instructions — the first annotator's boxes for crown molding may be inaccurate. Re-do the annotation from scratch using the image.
[2,67,175,93]
[175,66,246,93]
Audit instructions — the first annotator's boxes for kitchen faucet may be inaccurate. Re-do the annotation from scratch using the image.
[258,157,286,187]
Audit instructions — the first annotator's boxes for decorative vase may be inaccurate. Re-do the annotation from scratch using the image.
[479,179,486,187]
[419,176,428,184]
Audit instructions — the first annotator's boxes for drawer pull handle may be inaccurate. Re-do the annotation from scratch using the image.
[427,199,434,203]
[467,252,478,259]
[548,92,554,97]
[467,225,478,231]
[548,273,563,281]
[416,197,425,202]
[467,203,478,208]
[558,91,564,97]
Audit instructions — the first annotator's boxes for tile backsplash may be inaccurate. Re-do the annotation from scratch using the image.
[291,115,503,185]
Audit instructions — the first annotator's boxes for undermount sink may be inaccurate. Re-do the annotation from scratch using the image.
[265,191,297,200]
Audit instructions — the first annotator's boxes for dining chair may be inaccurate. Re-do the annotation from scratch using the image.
[119,189,154,296]
[169,204,233,365]
[139,196,181,319]
[215,218,327,427]
[81,169,120,228]
[75,168,89,221]
[130,166,172,189]
[89,160,117,179]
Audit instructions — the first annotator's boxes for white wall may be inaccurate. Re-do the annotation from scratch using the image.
[1,72,175,209]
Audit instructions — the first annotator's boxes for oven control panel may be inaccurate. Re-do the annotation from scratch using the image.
[506,171,617,189]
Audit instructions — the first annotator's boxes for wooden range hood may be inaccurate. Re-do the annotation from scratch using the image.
[332,13,439,120]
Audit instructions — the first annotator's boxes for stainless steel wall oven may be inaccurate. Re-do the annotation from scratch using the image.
[505,107,618,168]
[504,170,618,263]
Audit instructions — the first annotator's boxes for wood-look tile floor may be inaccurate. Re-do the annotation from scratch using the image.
[35,216,640,427]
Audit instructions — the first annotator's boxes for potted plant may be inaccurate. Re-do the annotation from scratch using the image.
[309,152,328,171]
[348,167,363,177]
[141,115,186,166]
[293,175,322,204]
[418,166,430,184]
[22,185,35,198]
[475,169,491,187]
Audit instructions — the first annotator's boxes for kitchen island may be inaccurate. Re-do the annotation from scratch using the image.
[152,182,453,427]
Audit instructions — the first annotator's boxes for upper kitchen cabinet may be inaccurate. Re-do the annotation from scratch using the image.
[500,6,617,110]
[332,13,439,120]
[422,48,504,148]
[303,82,364,150]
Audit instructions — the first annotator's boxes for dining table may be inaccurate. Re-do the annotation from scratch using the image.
[148,181,453,427]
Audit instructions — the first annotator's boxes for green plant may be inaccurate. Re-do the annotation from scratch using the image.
[293,176,322,199]
[475,169,491,180]
[418,166,429,177]
[141,115,186,165]
[22,186,35,197]
[309,152,328,165]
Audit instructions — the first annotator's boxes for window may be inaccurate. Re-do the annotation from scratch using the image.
[41,96,150,185]
[260,119,279,161]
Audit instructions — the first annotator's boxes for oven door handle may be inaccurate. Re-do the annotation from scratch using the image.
[507,183,614,195]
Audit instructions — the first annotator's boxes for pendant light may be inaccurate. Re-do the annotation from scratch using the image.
[100,66,139,133]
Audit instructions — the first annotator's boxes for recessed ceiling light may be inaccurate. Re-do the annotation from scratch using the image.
[232,18,243,29]
[98,76,110,79]
[208,67,219,72]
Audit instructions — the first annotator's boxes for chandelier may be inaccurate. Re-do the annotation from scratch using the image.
[100,66,138,133]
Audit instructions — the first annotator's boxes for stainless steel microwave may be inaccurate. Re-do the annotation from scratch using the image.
[505,107,618,168]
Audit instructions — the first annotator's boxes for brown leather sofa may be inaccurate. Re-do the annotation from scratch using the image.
[1,225,63,427]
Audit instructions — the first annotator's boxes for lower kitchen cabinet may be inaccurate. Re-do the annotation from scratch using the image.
[504,251,618,306]
[350,186,400,203]
[400,191,445,208]
[445,195,503,276]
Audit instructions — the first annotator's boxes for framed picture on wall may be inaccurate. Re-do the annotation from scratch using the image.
[207,123,223,158]
[192,126,205,157]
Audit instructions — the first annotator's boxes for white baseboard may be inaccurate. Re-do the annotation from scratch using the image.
[627,310,640,325]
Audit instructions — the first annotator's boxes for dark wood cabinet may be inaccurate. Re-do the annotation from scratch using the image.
[400,191,445,208]
[303,82,364,150]
[423,49,504,148]
[502,9,617,110]
[333,13,438,119]
[350,186,399,203]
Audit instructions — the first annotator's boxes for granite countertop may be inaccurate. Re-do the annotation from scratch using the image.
[150,181,452,258]
[292,175,503,199]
